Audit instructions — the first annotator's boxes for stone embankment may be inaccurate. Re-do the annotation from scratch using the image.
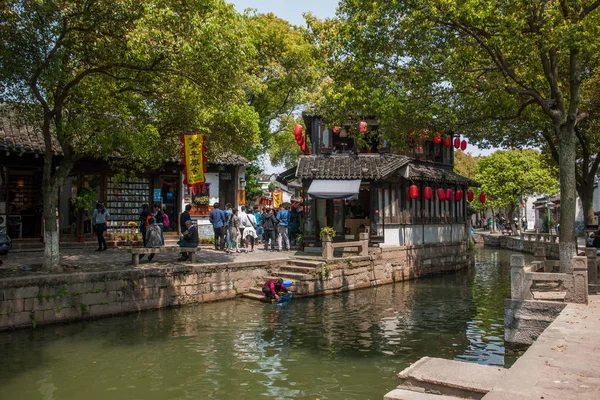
[0,242,468,330]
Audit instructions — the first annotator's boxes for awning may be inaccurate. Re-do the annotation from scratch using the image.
[307,179,361,200]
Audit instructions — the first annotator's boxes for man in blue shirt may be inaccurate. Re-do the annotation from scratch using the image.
[276,204,291,251]
[209,202,226,250]
[224,203,233,250]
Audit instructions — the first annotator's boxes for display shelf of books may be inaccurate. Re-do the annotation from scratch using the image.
[106,177,149,233]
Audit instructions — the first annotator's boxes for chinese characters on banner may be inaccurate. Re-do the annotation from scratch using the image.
[182,134,206,185]
[272,191,283,208]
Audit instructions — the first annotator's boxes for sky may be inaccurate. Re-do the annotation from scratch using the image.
[227,0,494,172]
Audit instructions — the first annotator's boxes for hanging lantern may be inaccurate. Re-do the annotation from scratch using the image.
[460,140,467,151]
[467,190,474,202]
[421,129,430,140]
[455,190,464,202]
[359,120,368,133]
[453,137,460,149]
[479,192,487,204]
[332,126,341,135]
[443,136,451,147]
[424,186,433,200]
[409,184,419,199]
[297,136,305,146]
[300,142,308,153]
[437,188,446,201]
[433,132,442,144]
[445,188,453,201]
[293,124,303,139]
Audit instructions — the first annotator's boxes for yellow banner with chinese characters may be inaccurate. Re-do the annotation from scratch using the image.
[272,191,283,208]
[184,134,205,185]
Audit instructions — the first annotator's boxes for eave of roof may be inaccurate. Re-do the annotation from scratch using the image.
[295,154,411,180]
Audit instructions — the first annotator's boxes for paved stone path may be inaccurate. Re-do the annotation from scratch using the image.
[0,246,299,279]
[483,295,600,400]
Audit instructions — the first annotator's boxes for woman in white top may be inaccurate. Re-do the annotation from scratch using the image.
[243,212,258,252]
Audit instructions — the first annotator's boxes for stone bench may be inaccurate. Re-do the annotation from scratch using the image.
[131,246,199,266]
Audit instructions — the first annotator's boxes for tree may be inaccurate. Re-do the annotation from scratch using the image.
[242,12,323,166]
[473,149,559,228]
[0,0,260,271]
[454,152,480,181]
[312,1,600,271]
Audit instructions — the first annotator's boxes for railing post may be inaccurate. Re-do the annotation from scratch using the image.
[322,235,334,261]
[565,256,588,304]
[534,246,546,271]
[510,254,530,300]
[359,232,369,257]
[585,248,598,285]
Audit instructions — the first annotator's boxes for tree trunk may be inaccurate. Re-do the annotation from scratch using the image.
[558,125,577,272]
[41,149,62,272]
[578,181,596,227]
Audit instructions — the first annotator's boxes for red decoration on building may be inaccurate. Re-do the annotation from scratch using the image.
[445,188,453,201]
[409,184,419,199]
[437,188,446,201]
[455,190,463,201]
[479,192,487,204]
[460,140,467,151]
[293,124,303,139]
[421,129,430,140]
[433,132,442,144]
[467,190,474,202]
[300,142,308,153]
[443,136,451,147]
[332,126,341,135]
[359,120,368,133]
[424,186,433,200]
[454,137,461,149]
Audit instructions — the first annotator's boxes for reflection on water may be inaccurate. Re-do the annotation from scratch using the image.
[0,248,524,400]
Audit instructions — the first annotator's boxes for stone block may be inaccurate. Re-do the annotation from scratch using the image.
[0,311,32,329]
[0,299,24,313]
[105,280,128,292]
[211,282,234,292]
[90,302,122,316]
[23,298,34,312]
[3,286,39,300]
[33,297,71,312]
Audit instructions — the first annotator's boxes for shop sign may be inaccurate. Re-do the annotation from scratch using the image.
[153,189,162,202]
[182,133,206,185]
[220,172,232,181]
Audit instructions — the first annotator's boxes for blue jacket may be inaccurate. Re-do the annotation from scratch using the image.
[209,208,226,229]
[276,209,290,227]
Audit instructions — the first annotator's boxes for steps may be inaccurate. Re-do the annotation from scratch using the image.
[387,357,506,400]
[240,257,325,302]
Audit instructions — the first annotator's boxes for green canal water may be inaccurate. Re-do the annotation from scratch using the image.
[0,248,525,400]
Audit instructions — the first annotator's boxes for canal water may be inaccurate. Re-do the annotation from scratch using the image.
[0,248,525,400]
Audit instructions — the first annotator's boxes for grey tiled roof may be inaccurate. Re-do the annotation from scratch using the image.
[408,164,480,187]
[296,154,410,180]
[207,151,248,166]
[0,106,61,154]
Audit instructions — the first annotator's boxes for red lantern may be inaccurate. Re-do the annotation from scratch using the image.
[293,124,303,139]
[409,184,419,199]
[433,132,442,144]
[300,142,308,153]
[297,136,305,146]
[359,120,368,133]
[445,188,453,201]
[467,190,474,202]
[443,136,451,147]
[455,190,463,201]
[332,126,341,135]
[460,140,467,151]
[479,192,487,204]
[454,137,460,149]
[437,188,446,201]
[424,186,433,200]
[421,129,430,140]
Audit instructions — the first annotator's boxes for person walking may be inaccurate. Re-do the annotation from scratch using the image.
[276,204,291,251]
[138,204,150,247]
[253,205,263,244]
[153,203,165,246]
[244,211,258,252]
[238,205,248,248]
[139,217,162,262]
[180,204,192,235]
[209,202,226,250]
[92,201,109,251]
[178,220,199,261]
[261,207,278,251]
[224,203,233,250]
[228,208,241,253]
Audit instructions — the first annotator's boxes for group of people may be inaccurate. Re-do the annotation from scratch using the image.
[209,203,293,253]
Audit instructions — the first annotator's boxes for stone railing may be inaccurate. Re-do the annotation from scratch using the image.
[510,251,588,304]
[322,232,369,261]
[520,232,559,243]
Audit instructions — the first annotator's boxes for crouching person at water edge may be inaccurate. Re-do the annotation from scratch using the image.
[139,218,162,262]
[178,220,198,261]
[92,201,109,251]
[262,278,290,300]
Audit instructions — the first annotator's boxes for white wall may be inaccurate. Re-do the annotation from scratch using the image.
[384,224,466,247]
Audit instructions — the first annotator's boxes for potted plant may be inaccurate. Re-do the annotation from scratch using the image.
[320,226,336,242]
[192,196,211,216]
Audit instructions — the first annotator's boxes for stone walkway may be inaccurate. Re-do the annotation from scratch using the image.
[482,295,600,400]
[0,246,300,279]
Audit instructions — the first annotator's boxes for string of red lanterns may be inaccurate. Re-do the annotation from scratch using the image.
[408,185,486,204]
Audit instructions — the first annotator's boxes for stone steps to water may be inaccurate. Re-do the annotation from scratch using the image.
[279,265,315,274]
[276,271,314,281]
[394,357,506,400]
[288,258,325,268]
[384,389,464,400]
[532,291,567,301]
